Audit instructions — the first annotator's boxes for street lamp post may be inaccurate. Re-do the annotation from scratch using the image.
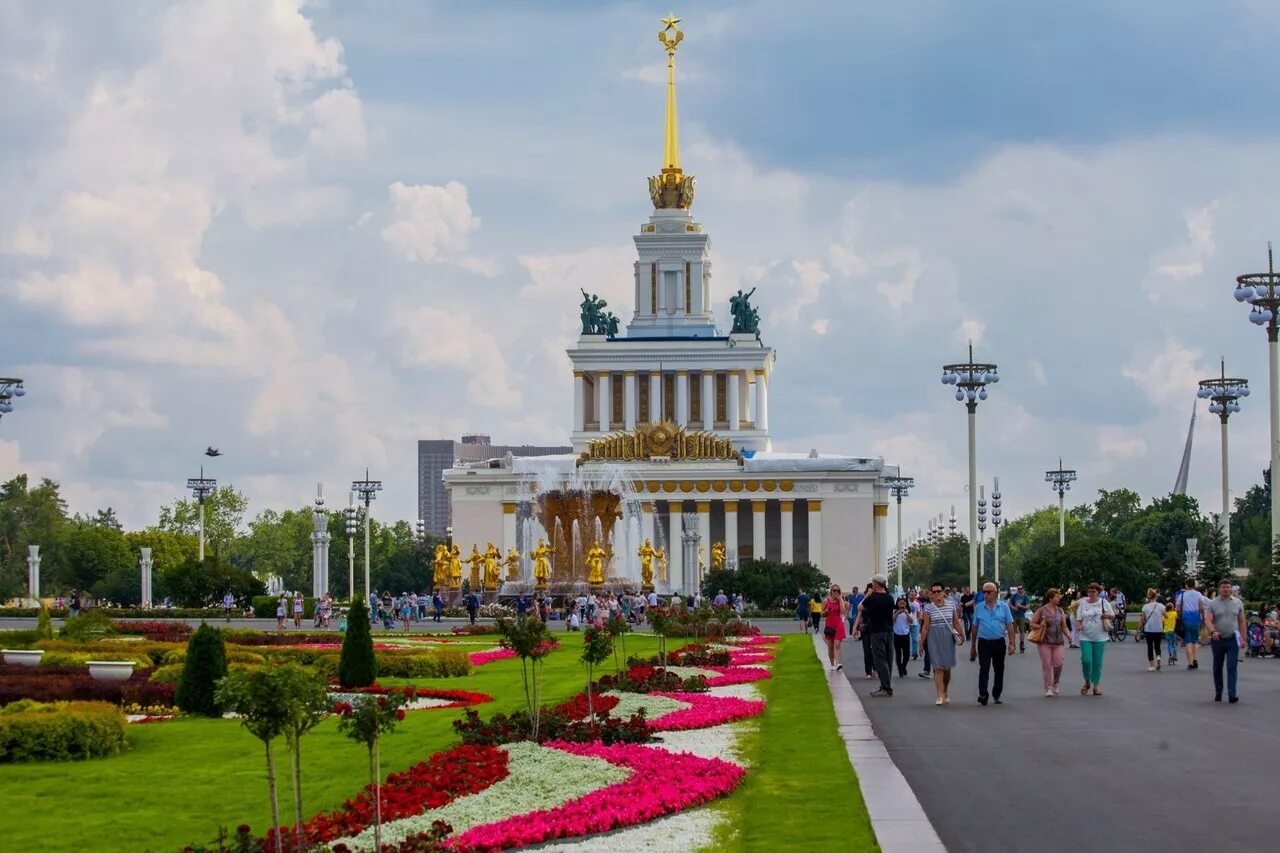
[351,469,382,601]
[1198,360,1248,557]
[0,378,26,423]
[942,345,1000,591]
[1045,460,1077,546]
[186,466,217,562]
[977,486,987,579]
[344,492,359,600]
[991,478,1003,586]
[886,476,914,592]
[1233,245,1280,549]
[311,484,330,599]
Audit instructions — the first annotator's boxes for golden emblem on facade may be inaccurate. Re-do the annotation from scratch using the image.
[576,421,742,466]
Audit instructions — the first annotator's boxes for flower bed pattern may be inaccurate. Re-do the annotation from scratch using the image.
[645,692,766,732]
[469,640,559,667]
[727,649,774,666]
[702,665,771,686]
[329,684,493,711]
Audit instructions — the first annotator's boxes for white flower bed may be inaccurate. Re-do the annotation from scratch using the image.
[707,683,765,702]
[604,691,689,720]
[662,665,718,680]
[327,691,455,711]
[645,720,755,766]
[535,805,726,852]
[334,741,629,851]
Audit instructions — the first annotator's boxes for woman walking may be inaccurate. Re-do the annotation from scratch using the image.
[822,584,849,671]
[1030,588,1069,696]
[1140,589,1165,671]
[919,582,963,705]
[893,597,912,677]
[1076,583,1114,695]
[809,594,823,634]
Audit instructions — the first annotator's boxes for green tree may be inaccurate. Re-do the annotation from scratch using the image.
[125,529,198,602]
[1243,535,1280,603]
[1021,537,1161,601]
[162,555,265,608]
[277,665,332,851]
[0,475,69,600]
[701,559,829,609]
[338,598,377,688]
[1087,488,1142,538]
[1198,519,1230,587]
[59,522,132,597]
[216,668,293,853]
[335,691,409,851]
[497,616,554,740]
[157,485,248,561]
[579,626,613,717]
[990,508,1087,587]
[238,507,314,593]
[1230,471,1270,567]
[1118,493,1207,563]
[176,623,228,717]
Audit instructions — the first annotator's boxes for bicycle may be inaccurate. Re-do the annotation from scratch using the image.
[1109,611,1128,642]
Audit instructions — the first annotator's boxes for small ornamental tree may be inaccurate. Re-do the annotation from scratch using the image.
[335,691,409,851]
[278,665,332,853]
[580,626,613,717]
[604,614,630,674]
[338,597,377,688]
[648,606,673,666]
[176,622,228,717]
[216,668,292,853]
[496,616,555,740]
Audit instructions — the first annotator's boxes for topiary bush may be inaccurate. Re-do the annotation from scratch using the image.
[58,610,116,643]
[175,623,228,717]
[337,598,376,688]
[35,606,54,642]
[0,700,129,762]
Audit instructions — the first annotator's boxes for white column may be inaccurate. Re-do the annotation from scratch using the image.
[740,370,751,425]
[728,372,741,430]
[874,504,888,577]
[1221,417,1231,558]
[724,500,739,565]
[573,372,585,431]
[780,499,794,564]
[755,370,769,433]
[808,500,823,569]
[27,545,40,605]
[139,547,153,608]
[597,371,611,431]
[502,503,517,552]
[624,372,637,430]
[967,405,978,591]
[649,372,662,423]
[669,502,684,590]
[676,371,689,426]
[751,500,767,561]
[701,372,714,430]
[697,501,712,580]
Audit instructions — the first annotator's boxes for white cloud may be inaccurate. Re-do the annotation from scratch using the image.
[955,319,986,346]
[1143,202,1218,301]
[380,181,485,266]
[1122,337,1206,408]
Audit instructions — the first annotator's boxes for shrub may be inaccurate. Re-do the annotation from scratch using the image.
[163,648,265,667]
[451,699,650,747]
[112,621,193,642]
[596,664,709,694]
[666,644,731,667]
[40,651,154,668]
[0,665,175,707]
[36,607,54,641]
[176,624,228,717]
[338,599,376,688]
[58,610,116,643]
[450,623,499,636]
[0,700,128,762]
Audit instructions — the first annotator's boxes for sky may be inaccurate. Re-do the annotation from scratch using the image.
[3,0,1280,541]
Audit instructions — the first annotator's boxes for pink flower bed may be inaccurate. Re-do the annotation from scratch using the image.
[702,665,771,686]
[727,649,774,665]
[444,741,745,851]
[646,691,766,731]
[468,648,515,666]
[730,635,780,646]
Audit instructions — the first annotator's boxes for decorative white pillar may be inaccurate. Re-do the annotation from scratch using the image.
[874,504,888,576]
[740,370,751,425]
[649,372,662,423]
[676,371,689,426]
[624,372,637,430]
[311,483,330,599]
[696,501,711,580]
[701,372,714,430]
[751,500,767,561]
[139,547,153,608]
[27,545,40,606]
[573,372,585,431]
[780,499,794,564]
[808,500,823,569]
[682,510,700,594]
[597,371,611,430]
[724,500,739,566]
[502,503,518,553]
[728,372,741,430]
[755,370,769,433]
[669,502,684,591]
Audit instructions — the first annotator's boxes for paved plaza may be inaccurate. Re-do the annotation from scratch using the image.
[841,637,1279,852]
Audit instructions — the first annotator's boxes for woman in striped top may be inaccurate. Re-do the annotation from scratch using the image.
[919,582,964,706]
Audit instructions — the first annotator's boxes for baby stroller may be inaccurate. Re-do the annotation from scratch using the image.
[1246,617,1265,658]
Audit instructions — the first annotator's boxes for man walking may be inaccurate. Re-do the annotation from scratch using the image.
[959,586,976,640]
[1008,586,1030,652]
[969,582,1015,705]
[1205,578,1246,703]
[853,575,896,697]
[1178,579,1205,669]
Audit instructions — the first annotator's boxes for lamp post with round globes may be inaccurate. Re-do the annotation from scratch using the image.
[886,476,914,592]
[977,486,988,579]
[351,470,382,601]
[344,492,360,600]
[1233,245,1280,548]
[991,478,1004,586]
[0,378,26,423]
[1045,460,1077,547]
[1198,360,1248,556]
[942,344,999,590]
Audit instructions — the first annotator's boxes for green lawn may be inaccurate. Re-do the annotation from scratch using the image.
[709,635,877,852]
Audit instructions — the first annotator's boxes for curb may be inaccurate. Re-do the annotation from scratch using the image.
[812,633,944,852]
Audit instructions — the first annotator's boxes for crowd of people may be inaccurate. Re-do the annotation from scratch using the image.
[804,575,1274,706]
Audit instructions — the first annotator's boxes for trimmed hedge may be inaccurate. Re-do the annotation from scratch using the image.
[0,700,129,762]
[0,664,174,708]
[0,607,229,619]
[162,648,265,666]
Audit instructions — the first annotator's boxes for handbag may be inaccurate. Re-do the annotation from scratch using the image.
[1100,601,1114,632]
[823,625,836,638]
[1027,608,1047,644]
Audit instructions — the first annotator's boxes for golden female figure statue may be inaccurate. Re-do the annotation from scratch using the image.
[448,543,463,588]
[711,541,726,571]
[504,547,521,581]
[465,545,484,588]
[482,542,501,590]
[586,541,607,586]
[531,538,555,588]
[433,543,449,587]
[637,538,657,588]
[655,546,668,583]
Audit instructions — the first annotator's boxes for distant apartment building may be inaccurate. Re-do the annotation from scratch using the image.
[417,435,572,536]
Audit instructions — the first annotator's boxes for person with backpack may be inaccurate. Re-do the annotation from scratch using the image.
[465,591,480,625]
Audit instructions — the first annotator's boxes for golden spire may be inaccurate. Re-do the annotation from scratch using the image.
[649,14,695,210]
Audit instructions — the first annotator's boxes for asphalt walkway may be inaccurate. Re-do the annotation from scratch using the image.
[840,637,1279,852]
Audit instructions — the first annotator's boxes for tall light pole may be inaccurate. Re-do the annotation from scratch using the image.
[311,484,330,599]
[1233,244,1280,549]
[1045,460,1077,546]
[942,344,999,591]
[352,470,382,600]
[186,466,217,562]
[886,476,914,591]
[344,492,359,600]
[977,485,987,579]
[991,478,1004,586]
[0,377,26,423]
[1198,360,1248,558]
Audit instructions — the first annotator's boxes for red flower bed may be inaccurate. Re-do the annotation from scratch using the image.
[728,635,778,646]
[594,664,708,694]
[552,691,620,720]
[470,640,559,667]
[441,741,745,851]
[332,683,494,710]
[111,620,193,642]
[0,665,173,708]
[647,691,766,731]
[266,744,510,849]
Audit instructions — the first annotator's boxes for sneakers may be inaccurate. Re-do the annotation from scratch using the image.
[918,671,931,678]
[870,688,893,698]
[1045,689,1054,697]
[835,663,843,672]
[1229,696,1239,704]
[1148,664,1156,672]
[1052,684,1060,696]
[1156,659,1161,671]
[977,695,989,706]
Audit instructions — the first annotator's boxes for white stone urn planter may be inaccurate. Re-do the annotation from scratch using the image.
[2,649,44,666]
[86,660,135,682]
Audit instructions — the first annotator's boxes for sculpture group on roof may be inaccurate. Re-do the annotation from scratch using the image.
[729,287,760,335]
[580,289,620,338]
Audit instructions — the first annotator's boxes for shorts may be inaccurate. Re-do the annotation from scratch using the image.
[1181,617,1201,644]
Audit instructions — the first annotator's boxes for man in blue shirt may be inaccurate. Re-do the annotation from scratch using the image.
[1008,586,1030,652]
[847,587,865,636]
[968,582,1016,706]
